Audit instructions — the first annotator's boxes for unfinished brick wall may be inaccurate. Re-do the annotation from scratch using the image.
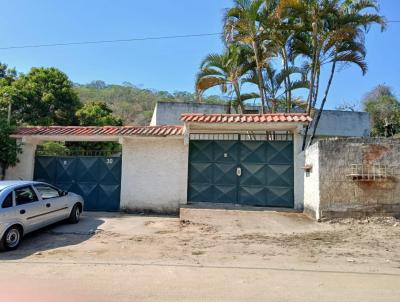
[304,138,400,220]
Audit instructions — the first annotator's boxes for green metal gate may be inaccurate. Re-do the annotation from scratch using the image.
[188,133,294,207]
[34,156,122,211]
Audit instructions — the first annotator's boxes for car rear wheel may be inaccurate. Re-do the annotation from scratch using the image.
[1,226,22,251]
[68,204,81,224]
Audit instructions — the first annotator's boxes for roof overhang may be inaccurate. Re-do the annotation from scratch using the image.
[181,113,311,132]
[12,125,184,143]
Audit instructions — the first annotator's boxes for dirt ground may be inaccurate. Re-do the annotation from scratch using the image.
[0,210,399,301]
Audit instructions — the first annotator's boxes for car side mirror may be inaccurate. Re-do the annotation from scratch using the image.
[60,191,68,196]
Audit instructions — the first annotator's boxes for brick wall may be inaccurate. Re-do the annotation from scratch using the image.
[304,138,400,220]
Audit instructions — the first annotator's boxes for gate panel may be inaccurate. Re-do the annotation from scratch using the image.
[265,141,294,207]
[34,155,122,211]
[238,141,268,206]
[56,157,77,185]
[213,141,238,203]
[96,157,121,211]
[188,140,239,203]
[188,134,294,208]
[34,157,57,183]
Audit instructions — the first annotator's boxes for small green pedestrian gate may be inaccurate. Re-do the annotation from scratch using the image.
[188,133,294,208]
[34,155,122,211]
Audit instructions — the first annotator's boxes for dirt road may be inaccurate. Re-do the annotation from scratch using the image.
[0,211,399,301]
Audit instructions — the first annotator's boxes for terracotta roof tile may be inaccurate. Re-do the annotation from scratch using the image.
[181,113,312,124]
[14,125,183,137]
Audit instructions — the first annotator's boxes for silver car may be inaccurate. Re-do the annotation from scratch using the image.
[0,181,84,251]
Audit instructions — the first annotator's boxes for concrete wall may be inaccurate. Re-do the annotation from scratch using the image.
[5,140,37,181]
[293,131,305,210]
[303,143,321,220]
[304,138,400,220]
[120,137,188,214]
[151,103,371,138]
[150,102,229,126]
[309,110,370,137]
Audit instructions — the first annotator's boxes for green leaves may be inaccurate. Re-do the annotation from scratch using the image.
[363,85,400,137]
[0,118,21,180]
[76,101,123,126]
[196,45,252,112]
[6,67,81,126]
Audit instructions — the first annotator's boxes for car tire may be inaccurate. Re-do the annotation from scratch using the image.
[1,225,22,251]
[68,204,81,224]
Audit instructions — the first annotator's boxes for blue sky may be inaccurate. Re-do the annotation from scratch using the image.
[0,0,398,109]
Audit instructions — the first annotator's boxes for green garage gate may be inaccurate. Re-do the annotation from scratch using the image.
[188,133,294,208]
[34,155,122,211]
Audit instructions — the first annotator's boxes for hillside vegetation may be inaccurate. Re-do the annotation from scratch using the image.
[74,81,225,125]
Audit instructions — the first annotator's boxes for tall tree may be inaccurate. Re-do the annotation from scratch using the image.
[0,62,18,121]
[279,0,385,148]
[0,119,21,180]
[11,67,82,126]
[245,65,308,112]
[308,0,386,146]
[363,85,400,137]
[196,45,254,113]
[224,0,270,113]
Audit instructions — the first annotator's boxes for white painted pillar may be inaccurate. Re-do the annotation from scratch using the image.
[293,126,305,210]
[5,139,38,181]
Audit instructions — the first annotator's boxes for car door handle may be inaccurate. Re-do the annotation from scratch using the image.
[46,203,51,208]
[20,209,26,215]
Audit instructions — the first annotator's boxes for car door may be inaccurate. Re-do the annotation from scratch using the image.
[33,184,70,222]
[0,191,17,227]
[14,186,46,233]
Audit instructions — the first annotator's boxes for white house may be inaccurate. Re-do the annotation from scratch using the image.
[8,113,310,214]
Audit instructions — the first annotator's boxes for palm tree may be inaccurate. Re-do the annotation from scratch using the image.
[245,65,309,112]
[261,0,300,111]
[224,0,270,113]
[195,45,253,113]
[308,0,386,146]
[279,0,386,149]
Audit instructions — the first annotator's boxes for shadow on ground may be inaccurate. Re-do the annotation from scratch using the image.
[0,215,104,260]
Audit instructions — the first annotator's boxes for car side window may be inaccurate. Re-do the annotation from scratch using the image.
[15,186,39,206]
[34,185,60,200]
[2,193,13,208]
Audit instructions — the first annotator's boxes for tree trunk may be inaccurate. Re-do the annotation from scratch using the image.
[233,81,244,114]
[282,48,292,112]
[308,60,337,147]
[312,69,321,109]
[302,25,320,150]
[252,41,267,114]
[272,99,277,112]
[1,164,6,181]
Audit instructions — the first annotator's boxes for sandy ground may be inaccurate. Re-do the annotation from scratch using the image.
[0,210,399,301]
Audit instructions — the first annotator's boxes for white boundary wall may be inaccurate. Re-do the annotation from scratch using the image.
[120,137,188,213]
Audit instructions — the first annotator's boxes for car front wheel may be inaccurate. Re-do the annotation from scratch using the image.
[1,226,22,251]
[68,204,81,224]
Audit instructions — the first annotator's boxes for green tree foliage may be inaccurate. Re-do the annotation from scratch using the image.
[196,45,255,113]
[0,62,18,119]
[76,101,123,126]
[197,0,386,148]
[71,101,123,153]
[363,85,400,137]
[10,67,81,126]
[0,119,21,180]
[36,141,69,157]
